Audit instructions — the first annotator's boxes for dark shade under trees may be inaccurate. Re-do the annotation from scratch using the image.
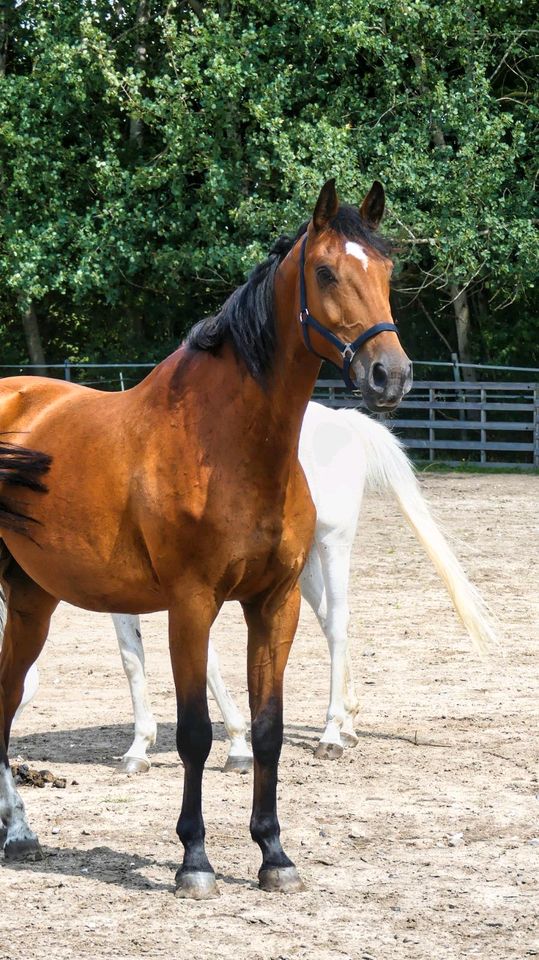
[0,1,537,370]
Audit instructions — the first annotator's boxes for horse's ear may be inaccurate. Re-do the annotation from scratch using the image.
[359,181,385,230]
[313,179,339,231]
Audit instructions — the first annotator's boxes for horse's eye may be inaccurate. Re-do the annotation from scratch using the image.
[316,266,337,287]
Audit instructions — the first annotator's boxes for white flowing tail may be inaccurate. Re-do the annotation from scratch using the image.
[342,410,496,655]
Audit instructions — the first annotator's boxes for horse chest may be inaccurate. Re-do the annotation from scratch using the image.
[219,488,315,602]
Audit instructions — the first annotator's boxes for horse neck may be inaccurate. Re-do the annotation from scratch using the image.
[136,246,320,470]
[253,247,321,458]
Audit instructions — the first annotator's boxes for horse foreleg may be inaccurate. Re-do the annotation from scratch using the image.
[314,541,354,760]
[111,614,157,774]
[207,639,252,774]
[0,559,57,861]
[243,586,304,893]
[169,593,219,900]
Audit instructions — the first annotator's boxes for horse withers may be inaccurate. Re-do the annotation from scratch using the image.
[0,180,411,898]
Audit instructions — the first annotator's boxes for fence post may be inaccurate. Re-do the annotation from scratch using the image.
[64,360,71,382]
[480,387,486,465]
[534,385,539,468]
[429,387,435,462]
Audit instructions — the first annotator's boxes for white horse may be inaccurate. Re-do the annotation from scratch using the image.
[4,402,495,772]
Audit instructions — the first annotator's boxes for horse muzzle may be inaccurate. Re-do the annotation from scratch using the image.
[352,352,413,413]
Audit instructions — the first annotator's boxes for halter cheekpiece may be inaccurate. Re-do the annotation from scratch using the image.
[298,235,399,390]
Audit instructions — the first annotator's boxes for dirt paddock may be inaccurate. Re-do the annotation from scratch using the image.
[0,473,537,960]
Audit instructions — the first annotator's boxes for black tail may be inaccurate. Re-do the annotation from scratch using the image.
[0,441,52,534]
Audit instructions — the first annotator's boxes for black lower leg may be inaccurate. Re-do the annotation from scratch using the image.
[175,697,214,880]
[250,697,293,872]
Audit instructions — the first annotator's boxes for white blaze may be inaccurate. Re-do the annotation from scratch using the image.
[345,241,369,270]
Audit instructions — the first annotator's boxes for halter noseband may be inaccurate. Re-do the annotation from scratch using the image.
[298,235,399,391]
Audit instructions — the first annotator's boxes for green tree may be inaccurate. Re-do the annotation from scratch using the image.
[0,1,537,371]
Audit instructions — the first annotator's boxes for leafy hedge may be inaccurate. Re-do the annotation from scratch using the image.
[1,1,537,367]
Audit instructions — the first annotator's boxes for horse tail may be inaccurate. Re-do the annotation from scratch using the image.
[342,410,496,656]
[0,441,52,535]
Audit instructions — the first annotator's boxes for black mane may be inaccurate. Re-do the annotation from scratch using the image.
[186,204,391,382]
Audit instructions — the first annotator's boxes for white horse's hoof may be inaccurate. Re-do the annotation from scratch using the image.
[222,755,252,774]
[4,836,44,862]
[122,756,150,774]
[259,865,305,893]
[174,870,220,900]
[341,730,359,748]
[314,742,343,760]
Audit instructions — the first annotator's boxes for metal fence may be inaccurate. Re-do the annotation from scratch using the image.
[1,359,538,468]
[313,379,539,468]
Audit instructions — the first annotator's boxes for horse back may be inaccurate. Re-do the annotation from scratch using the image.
[0,376,86,435]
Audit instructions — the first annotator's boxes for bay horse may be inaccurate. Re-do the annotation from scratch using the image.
[110,401,494,771]
[0,180,412,898]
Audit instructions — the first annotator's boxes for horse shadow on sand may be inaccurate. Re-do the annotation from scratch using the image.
[1,842,255,893]
[12,719,425,771]
[11,720,322,770]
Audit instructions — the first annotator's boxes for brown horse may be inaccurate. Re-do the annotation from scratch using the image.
[0,180,412,898]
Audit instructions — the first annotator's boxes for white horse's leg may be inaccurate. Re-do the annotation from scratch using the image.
[314,541,354,760]
[299,545,327,630]
[300,546,350,758]
[207,639,252,773]
[112,614,157,774]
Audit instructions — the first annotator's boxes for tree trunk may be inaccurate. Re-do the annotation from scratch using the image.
[0,0,14,76]
[449,284,476,382]
[129,0,149,147]
[21,301,47,375]
[412,51,478,380]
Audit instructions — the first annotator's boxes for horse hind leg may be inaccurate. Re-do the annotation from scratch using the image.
[1,588,40,728]
[112,614,157,774]
[315,541,354,760]
[0,558,58,861]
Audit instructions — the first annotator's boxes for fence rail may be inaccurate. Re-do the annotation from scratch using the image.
[313,379,539,468]
[1,361,538,468]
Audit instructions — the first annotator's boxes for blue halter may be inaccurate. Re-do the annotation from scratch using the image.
[298,235,399,391]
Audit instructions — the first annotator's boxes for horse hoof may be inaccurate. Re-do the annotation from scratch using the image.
[341,731,359,748]
[174,870,219,900]
[4,836,44,862]
[259,866,305,894]
[122,756,151,775]
[222,755,252,774]
[314,742,343,760]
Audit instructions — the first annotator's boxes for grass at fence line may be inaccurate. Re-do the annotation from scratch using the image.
[414,461,539,475]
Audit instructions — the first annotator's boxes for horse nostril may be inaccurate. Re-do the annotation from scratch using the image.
[370,362,388,392]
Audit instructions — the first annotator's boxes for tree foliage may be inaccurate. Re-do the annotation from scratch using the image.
[0,1,537,369]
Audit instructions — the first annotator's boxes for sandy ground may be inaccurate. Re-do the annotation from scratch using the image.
[0,473,537,960]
